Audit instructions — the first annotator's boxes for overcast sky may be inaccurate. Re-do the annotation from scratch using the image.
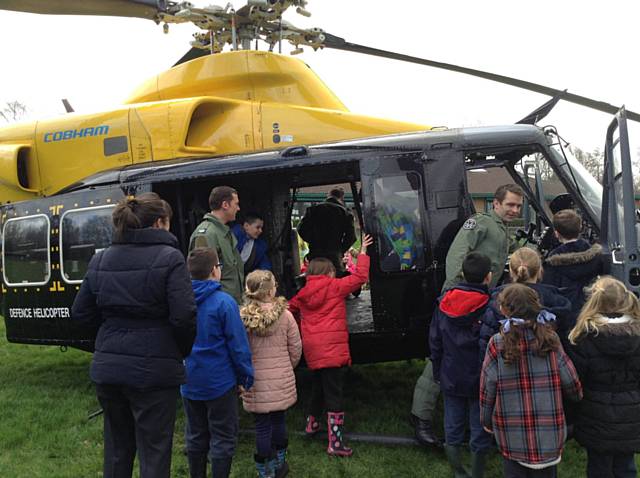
[1,0,638,154]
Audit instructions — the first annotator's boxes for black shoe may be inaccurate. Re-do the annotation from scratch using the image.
[211,456,233,478]
[411,414,443,448]
[187,453,208,478]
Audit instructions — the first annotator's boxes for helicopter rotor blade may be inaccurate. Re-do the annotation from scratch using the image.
[0,0,168,20]
[322,33,640,124]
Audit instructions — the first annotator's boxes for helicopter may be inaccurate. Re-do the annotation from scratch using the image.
[1,0,639,362]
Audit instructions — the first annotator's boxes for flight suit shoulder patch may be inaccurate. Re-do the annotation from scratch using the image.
[463,218,477,230]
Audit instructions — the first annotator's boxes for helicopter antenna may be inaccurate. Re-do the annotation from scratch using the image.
[278,16,283,54]
[61,99,74,113]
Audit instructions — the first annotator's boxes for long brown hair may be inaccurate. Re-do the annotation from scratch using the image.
[498,283,560,363]
[112,192,172,241]
[569,276,640,344]
[306,257,336,277]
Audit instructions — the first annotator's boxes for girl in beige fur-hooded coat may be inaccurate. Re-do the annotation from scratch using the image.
[241,270,302,475]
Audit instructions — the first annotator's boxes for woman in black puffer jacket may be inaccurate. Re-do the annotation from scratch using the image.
[72,192,196,478]
[568,276,640,478]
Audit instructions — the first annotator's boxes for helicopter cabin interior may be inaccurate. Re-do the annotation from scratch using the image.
[1,127,598,362]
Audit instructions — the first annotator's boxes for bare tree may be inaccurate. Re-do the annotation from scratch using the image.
[570,145,604,183]
[572,145,640,193]
[0,100,27,123]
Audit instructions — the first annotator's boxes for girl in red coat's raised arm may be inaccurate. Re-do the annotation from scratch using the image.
[289,233,373,457]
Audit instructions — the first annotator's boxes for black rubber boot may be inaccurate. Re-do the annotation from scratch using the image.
[411,414,443,448]
[211,456,232,478]
[471,451,487,478]
[187,453,207,478]
[444,445,471,478]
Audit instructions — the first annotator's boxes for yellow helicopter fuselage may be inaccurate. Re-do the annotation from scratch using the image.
[0,50,428,204]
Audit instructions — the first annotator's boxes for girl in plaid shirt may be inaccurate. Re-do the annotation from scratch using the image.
[480,283,582,477]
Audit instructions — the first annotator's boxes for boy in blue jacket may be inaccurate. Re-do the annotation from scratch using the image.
[181,247,254,478]
[430,252,493,478]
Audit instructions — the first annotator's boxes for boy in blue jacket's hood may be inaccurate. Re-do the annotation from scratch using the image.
[430,252,494,475]
[181,247,254,477]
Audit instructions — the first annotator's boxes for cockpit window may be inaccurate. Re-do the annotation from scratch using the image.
[372,173,426,272]
[548,141,603,227]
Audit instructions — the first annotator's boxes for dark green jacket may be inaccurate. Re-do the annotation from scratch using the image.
[443,210,518,291]
[189,213,244,304]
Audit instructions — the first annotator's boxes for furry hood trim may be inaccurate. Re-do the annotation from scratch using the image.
[241,296,288,337]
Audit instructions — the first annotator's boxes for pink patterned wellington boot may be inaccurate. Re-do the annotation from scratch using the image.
[327,411,353,457]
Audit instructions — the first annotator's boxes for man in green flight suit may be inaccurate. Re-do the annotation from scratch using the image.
[410,183,524,447]
[189,186,244,304]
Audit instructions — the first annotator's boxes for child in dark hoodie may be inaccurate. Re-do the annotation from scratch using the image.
[542,209,603,328]
[430,251,494,478]
[181,248,254,478]
[288,233,373,457]
[480,247,572,352]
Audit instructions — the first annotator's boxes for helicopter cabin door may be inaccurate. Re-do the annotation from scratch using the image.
[360,146,468,357]
[601,108,640,294]
[1,186,125,350]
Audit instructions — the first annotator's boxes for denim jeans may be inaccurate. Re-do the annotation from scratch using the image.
[443,394,493,453]
[254,411,287,457]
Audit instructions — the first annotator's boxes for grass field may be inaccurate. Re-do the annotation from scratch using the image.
[1,319,634,477]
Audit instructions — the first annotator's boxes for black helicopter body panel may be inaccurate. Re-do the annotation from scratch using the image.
[0,125,621,362]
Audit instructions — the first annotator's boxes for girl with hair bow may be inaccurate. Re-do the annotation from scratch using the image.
[480,283,582,477]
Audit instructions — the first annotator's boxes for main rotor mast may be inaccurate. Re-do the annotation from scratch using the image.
[157,0,325,54]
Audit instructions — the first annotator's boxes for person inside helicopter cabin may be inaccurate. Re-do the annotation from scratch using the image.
[189,186,244,304]
[231,212,272,276]
[542,208,603,334]
[297,187,356,274]
[410,183,525,448]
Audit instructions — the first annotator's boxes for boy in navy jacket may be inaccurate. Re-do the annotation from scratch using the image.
[542,208,603,329]
[430,252,493,478]
[181,247,254,478]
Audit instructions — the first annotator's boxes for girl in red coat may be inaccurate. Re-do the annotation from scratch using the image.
[289,233,373,457]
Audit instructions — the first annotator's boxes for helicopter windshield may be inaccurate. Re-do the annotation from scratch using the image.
[547,140,603,227]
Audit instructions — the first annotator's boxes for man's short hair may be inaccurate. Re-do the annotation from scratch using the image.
[553,209,581,240]
[243,212,263,225]
[208,186,238,211]
[188,247,219,280]
[462,252,492,284]
[327,187,345,201]
[494,184,524,203]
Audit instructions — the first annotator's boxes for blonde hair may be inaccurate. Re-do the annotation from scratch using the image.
[509,247,542,283]
[244,270,276,302]
[569,276,640,344]
[241,270,285,334]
